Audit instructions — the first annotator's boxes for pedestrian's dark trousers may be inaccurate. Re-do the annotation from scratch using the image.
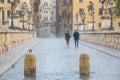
[75,39,79,47]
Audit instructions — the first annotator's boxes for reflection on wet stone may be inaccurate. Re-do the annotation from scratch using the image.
[80,75,90,80]
[24,75,36,80]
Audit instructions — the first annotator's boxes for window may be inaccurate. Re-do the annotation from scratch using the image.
[46,3,48,6]
[79,8,84,14]
[0,0,4,3]
[51,17,52,20]
[68,14,70,20]
[7,10,10,18]
[98,23,101,27]
[7,0,10,3]
[64,24,66,27]
[39,15,41,19]
[44,17,45,21]
[70,0,72,4]
[46,10,48,14]
[64,0,66,5]
[44,3,45,6]
[2,10,4,25]
[62,11,65,18]
[79,0,83,2]
[44,10,45,14]
[16,10,21,16]
[99,8,103,15]
[44,17,48,21]
[7,0,20,3]
[118,22,120,27]
[46,17,47,21]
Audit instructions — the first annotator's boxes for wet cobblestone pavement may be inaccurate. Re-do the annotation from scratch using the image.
[0,38,120,80]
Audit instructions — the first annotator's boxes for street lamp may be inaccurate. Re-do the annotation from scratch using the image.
[91,7,95,31]
[76,12,79,30]
[109,0,114,31]
[9,0,15,30]
[82,12,86,31]
[27,11,32,31]
[22,10,26,30]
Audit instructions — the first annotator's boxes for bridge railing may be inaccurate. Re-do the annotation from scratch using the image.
[0,30,36,53]
[80,31,120,50]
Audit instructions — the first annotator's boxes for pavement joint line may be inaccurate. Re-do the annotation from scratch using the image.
[80,40,120,58]
[0,38,41,76]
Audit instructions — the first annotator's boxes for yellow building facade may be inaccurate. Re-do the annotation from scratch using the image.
[0,0,33,30]
[0,0,11,29]
[73,0,120,31]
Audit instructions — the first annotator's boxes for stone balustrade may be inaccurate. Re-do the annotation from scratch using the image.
[80,31,120,50]
[0,30,36,53]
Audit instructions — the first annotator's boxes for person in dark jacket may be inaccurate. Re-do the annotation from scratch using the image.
[65,31,71,47]
[73,30,80,47]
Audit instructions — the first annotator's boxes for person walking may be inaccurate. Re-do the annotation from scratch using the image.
[73,30,80,47]
[65,31,71,47]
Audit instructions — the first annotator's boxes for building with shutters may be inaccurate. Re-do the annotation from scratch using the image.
[0,0,34,30]
[56,0,120,33]
[38,0,56,37]
[73,0,120,31]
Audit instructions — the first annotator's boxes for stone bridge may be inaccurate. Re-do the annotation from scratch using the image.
[80,31,120,50]
[0,30,36,53]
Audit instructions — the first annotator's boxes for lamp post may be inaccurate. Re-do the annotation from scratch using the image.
[76,12,79,31]
[21,2,28,31]
[109,0,114,31]
[27,11,31,31]
[83,12,86,31]
[22,10,25,30]
[91,8,95,31]
[9,0,14,30]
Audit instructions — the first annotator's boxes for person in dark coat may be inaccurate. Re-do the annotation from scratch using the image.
[65,31,71,47]
[73,30,80,47]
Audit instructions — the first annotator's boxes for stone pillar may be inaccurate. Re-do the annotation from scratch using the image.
[24,49,36,76]
[80,53,90,75]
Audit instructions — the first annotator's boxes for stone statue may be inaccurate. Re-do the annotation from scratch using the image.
[103,0,110,16]
[87,1,94,17]
[80,11,85,24]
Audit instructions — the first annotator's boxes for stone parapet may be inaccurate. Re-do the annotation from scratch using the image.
[80,31,120,50]
[0,30,36,53]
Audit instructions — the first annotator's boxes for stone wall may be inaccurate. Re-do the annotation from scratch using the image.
[80,31,120,50]
[0,30,36,53]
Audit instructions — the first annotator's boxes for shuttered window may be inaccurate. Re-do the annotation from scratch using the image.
[99,8,103,15]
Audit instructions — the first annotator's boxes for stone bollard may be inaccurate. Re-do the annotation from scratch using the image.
[80,53,90,75]
[24,49,36,76]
